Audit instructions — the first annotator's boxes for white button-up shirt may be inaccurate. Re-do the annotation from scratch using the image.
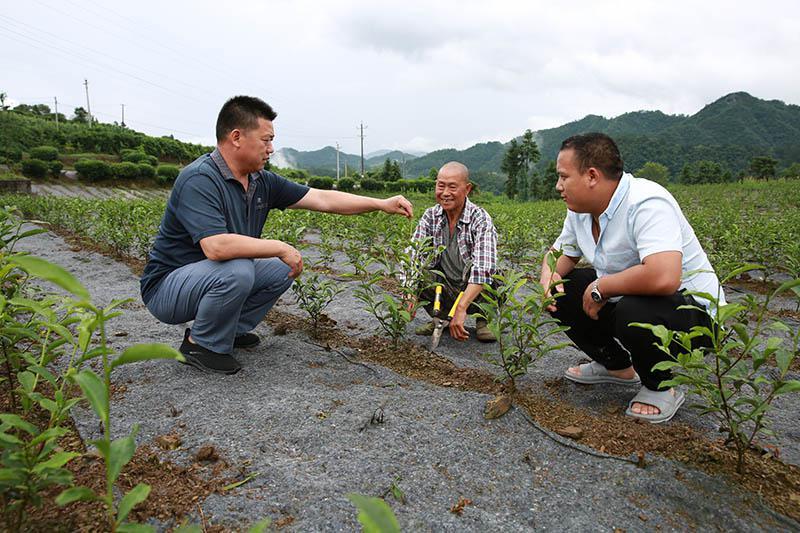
[553,172,726,309]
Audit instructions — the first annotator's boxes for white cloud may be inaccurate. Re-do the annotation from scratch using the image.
[3,0,799,154]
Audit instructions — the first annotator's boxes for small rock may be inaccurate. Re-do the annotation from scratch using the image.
[484,395,512,419]
[340,347,358,357]
[195,445,219,463]
[155,434,182,450]
[555,426,583,440]
[113,331,129,337]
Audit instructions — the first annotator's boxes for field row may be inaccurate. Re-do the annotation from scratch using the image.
[3,180,799,282]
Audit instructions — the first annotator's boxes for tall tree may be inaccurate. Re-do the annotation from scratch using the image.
[518,129,542,200]
[501,138,522,199]
[636,162,670,185]
[749,156,777,180]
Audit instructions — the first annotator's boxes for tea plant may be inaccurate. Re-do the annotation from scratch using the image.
[476,251,570,393]
[347,493,400,533]
[0,206,182,531]
[0,208,91,529]
[55,299,182,532]
[292,267,345,336]
[354,237,439,348]
[633,265,800,473]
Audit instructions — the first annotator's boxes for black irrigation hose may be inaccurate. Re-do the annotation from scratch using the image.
[515,407,642,467]
[302,339,379,376]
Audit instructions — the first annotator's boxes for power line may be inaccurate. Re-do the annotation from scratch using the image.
[0,13,226,103]
[0,21,214,107]
[29,0,276,99]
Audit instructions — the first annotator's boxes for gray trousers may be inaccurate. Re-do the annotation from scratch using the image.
[145,258,294,354]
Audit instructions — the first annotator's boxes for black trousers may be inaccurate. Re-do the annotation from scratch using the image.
[551,268,712,391]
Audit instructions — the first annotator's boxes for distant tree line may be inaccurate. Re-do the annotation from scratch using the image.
[0,104,210,164]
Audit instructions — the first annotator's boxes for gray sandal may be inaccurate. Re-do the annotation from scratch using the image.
[625,388,685,424]
[564,361,640,385]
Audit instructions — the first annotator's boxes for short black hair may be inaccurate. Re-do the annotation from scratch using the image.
[559,133,624,180]
[216,96,277,142]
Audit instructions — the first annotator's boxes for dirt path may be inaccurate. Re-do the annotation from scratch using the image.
[16,226,800,532]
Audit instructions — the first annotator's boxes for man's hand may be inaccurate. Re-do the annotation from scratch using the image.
[541,271,565,313]
[582,283,605,319]
[279,243,304,278]
[382,195,413,218]
[449,307,469,341]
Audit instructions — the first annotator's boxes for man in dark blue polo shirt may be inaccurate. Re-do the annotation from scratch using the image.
[141,96,413,375]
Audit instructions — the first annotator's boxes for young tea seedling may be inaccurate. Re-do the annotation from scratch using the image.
[632,264,800,474]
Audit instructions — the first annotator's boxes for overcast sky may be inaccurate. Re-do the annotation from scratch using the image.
[4,0,799,157]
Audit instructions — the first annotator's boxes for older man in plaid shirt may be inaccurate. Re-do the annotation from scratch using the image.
[412,161,498,343]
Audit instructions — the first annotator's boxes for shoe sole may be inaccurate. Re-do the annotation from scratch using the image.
[234,340,260,348]
[625,393,685,424]
[564,371,640,385]
[180,353,241,375]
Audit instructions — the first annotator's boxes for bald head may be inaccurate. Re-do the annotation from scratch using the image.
[438,161,469,184]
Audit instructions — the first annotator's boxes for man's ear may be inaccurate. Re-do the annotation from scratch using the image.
[229,128,242,148]
[586,167,601,187]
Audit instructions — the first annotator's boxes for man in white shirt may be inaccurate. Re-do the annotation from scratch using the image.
[539,133,725,424]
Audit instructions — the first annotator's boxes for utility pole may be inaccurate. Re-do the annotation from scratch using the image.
[335,142,340,180]
[344,160,348,178]
[83,79,93,127]
[121,104,126,127]
[53,96,59,130]
[359,122,367,178]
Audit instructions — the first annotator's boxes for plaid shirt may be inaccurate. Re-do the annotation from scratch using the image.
[412,198,498,285]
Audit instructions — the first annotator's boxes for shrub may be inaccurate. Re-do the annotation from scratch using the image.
[21,159,49,179]
[75,159,113,181]
[49,160,63,177]
[360,178,383,191]
[136,163,155,180]
[121,149,158,166]
[781,162,800,179]
[337,177,355,192]
[415,178,435,193]
[0,147,23,163]
[386,181,403,192]
[112,161,140,180]
[307,176,335,190]
[28,145,59,161]
[155,164,180,184]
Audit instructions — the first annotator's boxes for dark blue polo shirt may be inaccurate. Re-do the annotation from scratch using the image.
[140,149,309,304]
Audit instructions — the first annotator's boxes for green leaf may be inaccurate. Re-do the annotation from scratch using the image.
[172,525,203,533]
[775,349,794,376]
[347,493,401,533]
[773,278,800,298]
[0,413,37,435]
[247,520,272,533]
[32,451,81,474]
[117,483,151,524]
[111,343,184,370]
[116,523,155,533]
[721,263,764,284]
[72,370,108,425]
[30,426,69,446]
[774,381,800,395]
[108,432,138,486]
[56,486,98,505]
[0,431,23,445]
[9,255,89,299]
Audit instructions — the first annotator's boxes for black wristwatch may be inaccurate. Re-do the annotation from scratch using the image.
[590,279,604,303]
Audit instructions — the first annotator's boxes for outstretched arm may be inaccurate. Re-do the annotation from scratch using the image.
[289,188,413,218]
